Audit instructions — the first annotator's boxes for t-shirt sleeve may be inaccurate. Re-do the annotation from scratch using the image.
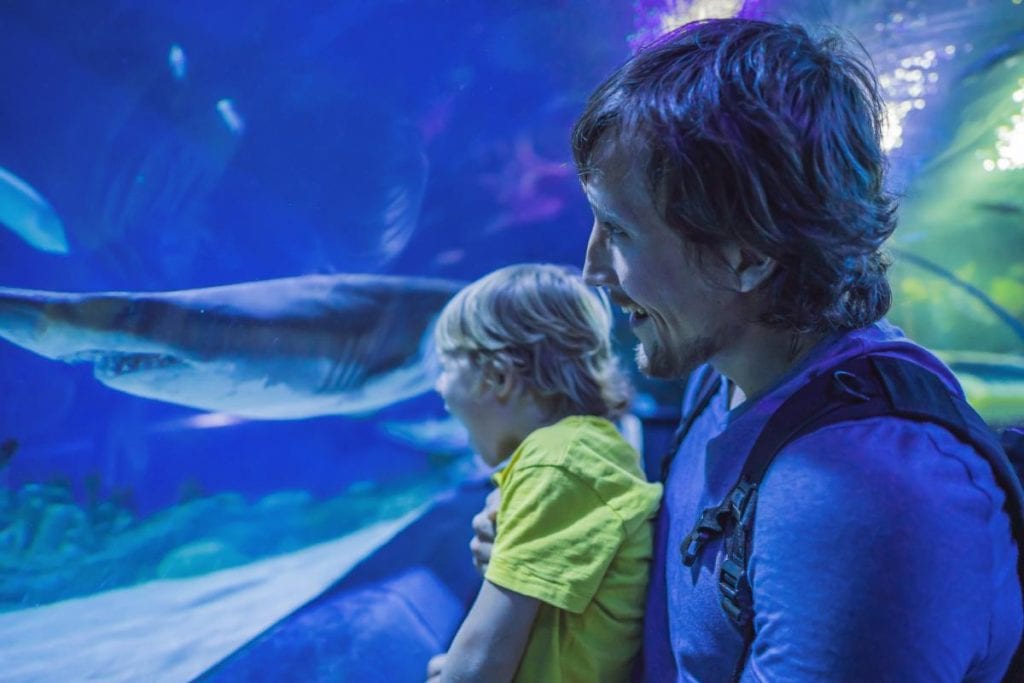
[485,464,625,614]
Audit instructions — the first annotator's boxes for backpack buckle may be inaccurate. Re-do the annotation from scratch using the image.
[727,478,757,520]
[680,505,728,566]
[719,555,753,627]
[680,529,710,566]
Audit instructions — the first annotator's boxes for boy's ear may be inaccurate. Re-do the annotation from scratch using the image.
[720,243,777,293]
[483,361,520,402]
[489,369,520,402]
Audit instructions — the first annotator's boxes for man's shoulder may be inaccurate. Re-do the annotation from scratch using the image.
[760,414,1003,525]
[785,322,964,398]
[747,327,977,497]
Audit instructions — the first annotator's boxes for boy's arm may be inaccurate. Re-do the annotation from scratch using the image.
[436,579,539,683]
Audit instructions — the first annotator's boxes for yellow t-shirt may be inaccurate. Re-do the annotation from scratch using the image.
[486,415,663,682]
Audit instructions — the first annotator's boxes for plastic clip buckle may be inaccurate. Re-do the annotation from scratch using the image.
[680,507,725,566]
[680,530,708,566]
[719,556,753,626]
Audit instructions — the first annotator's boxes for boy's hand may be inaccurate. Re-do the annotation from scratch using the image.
[425,653,446,681]
[470,488,501,574]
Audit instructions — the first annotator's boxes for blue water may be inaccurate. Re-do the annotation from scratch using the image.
[0,1,631,515]
[0,1,1022,681]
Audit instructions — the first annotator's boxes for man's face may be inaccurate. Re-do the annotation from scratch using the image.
[581,137,741,379]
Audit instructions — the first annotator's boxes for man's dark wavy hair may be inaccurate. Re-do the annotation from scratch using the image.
[572,18,897,333]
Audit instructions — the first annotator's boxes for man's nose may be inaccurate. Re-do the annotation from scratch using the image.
[583,224,615,287]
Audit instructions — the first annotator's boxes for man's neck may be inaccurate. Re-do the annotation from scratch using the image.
[713,325,825,404]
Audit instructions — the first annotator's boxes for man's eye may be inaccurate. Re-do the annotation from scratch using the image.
[605,222,626,238]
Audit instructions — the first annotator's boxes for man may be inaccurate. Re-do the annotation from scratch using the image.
[471,18,1023,681]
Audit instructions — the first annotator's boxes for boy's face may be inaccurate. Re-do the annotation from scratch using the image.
[435,352,508,467]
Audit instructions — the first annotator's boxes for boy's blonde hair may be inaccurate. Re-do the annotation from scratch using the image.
[435,263,632,419]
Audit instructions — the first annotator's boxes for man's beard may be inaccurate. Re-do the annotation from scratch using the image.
[635,334,716,380]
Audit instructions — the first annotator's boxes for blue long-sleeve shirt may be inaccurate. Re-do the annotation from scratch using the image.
[643,321,1023,682]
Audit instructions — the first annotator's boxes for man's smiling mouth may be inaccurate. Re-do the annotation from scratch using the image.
[619,304,650,328]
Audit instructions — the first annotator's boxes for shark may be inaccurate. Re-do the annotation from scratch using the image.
[0,274,464,419]
[0,166,69,255]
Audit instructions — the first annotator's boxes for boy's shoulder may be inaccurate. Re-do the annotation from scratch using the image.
[509,415,661,523]
[516,415,630,470]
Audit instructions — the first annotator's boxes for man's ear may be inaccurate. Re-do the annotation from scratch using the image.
[720,243,777,293]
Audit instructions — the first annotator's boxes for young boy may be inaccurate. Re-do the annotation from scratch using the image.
[426,263,663,682]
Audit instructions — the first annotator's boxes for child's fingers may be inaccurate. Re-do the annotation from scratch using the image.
[472,508,497,540]
[470,508,495,573]
[426,653,447,679]
[470,534,491,574]
[470,489,500,573]
[485,486,502,515]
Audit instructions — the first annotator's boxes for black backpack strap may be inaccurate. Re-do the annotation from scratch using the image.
[681,354,1024,681]
[659,366,722,482]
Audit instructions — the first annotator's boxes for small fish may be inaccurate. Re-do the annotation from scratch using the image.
[216,99,245,135]
[975,201,1024,217]
[168,44,187,81]
[0,167,69,254]
[0,438,17,468]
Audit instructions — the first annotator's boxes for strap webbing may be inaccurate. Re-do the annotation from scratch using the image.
[660,367,721,482]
